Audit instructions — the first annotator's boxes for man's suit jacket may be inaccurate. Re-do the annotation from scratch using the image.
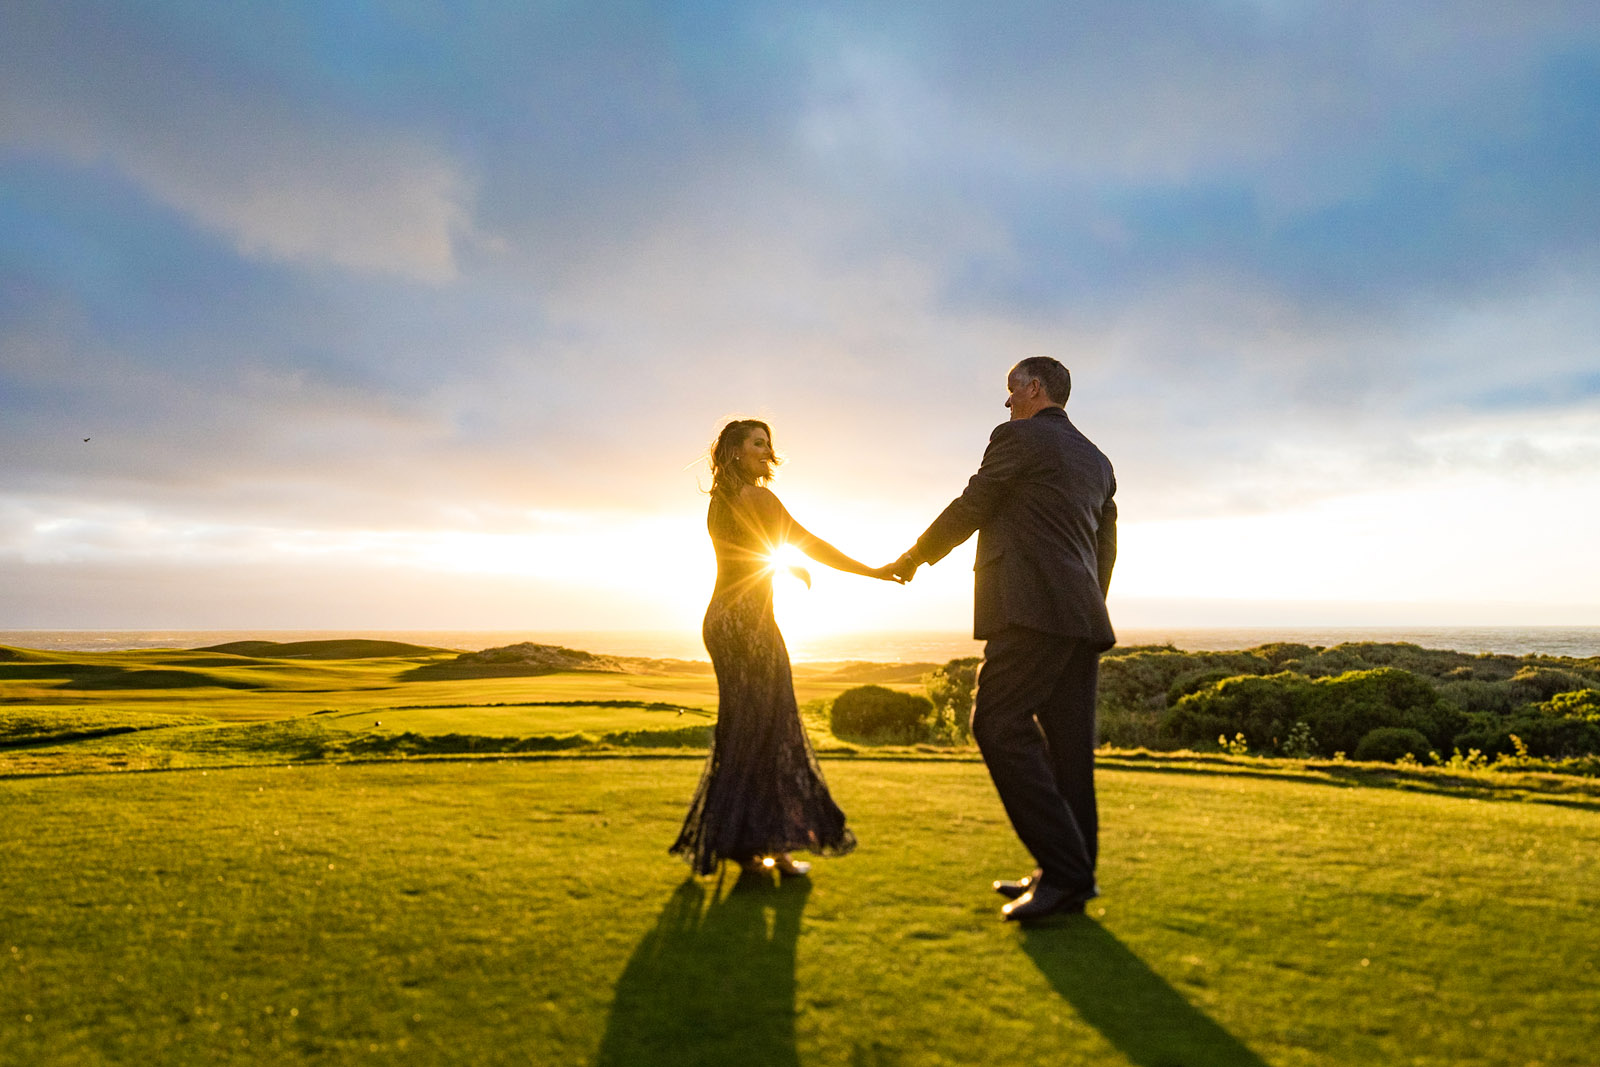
[913,406,1117,650]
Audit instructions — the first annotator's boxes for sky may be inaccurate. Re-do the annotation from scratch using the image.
[2,1,1599,639]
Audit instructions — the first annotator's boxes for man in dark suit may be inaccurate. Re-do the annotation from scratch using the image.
[895,356,1116,921]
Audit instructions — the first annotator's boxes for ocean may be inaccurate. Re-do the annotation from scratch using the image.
[4,626,1600,661]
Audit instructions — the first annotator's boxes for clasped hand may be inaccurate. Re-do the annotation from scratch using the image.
[869,552,921,584]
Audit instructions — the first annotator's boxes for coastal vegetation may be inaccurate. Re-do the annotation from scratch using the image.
[815,640,1600,777]
[1092,640,1600,774]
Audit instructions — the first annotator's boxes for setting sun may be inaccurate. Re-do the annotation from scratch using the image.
[766,543,811,583]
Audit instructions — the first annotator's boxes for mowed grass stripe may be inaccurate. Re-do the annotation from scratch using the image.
[2,760,1597,1066]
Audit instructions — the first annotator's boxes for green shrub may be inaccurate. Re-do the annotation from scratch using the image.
[1353,727,1433,763]
[1540,689,1600,722]
[1435,678,1518,716]
[923,657,980,741]
[1099,650,1197,717]
[1299,668,1464,756]
[830,685,935,744]
[1280,720,1317,758]
[1097,712,1154,748]
[1099,649,1273,738]
[1289,645,1375,677]
[1101,649,1272,710]
[1166,667,1240,707]
[1453,714,1600,759]
[1457,655,1523,683]
[1253,642,1320,667]
[1506,667,1592,705]
[1164,667,1463,757]
[1162,672,1312,752]
[1291,643,1525,682]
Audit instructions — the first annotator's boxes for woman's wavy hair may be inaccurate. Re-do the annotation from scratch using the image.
[708,418,780,497]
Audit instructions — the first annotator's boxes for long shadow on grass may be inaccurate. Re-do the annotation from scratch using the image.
[594,872,809,1067]
[1021,920,1268,1067]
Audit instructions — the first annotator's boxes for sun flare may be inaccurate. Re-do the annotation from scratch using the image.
[767,542,811,573]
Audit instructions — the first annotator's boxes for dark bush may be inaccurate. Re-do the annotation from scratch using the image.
[1353,727,1433,762]
[1454,714,1600,759]
[1459,655,1524,683]
[1253,642,1320,667]
[1164,667,1463,757]
[1291,643,1525,682]
[1324,642,1428,667]
[1504,667,1590,705]
[1100,649,1272,714]
[1300,668,1464,756]
[1442,658,1524,683]
[1290,645,1374,678]
[923,657,980,741]
[1435,678,1518,716]
[1162,672,1312,753]
[830,685,935,743]
[1100,650,1204,718]
[1166,667,1241,707]
[1098,650,1208,749]
[1100,649,1274,749]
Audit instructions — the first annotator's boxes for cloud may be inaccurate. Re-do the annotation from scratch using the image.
[708,2,1600,356]
[1,1,470,281]
[2,1,1599,625]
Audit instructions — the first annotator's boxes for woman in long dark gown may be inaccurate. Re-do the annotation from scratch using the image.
[671,419,902,877]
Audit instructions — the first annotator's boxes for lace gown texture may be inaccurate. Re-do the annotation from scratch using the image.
[670,493,857,875]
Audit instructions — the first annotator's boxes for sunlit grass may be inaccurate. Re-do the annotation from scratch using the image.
[0,639,891,776]
[6,642,1600,1064]
[314,702,712,736]
[0,645,904,723]
[2,759,1597,1065]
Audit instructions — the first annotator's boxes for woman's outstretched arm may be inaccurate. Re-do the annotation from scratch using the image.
[743,487,903,581]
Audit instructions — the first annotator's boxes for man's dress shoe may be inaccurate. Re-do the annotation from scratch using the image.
[1000,882,1098,922]
[992,872,1040,900]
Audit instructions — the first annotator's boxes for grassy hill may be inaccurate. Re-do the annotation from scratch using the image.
[0,641,919,776]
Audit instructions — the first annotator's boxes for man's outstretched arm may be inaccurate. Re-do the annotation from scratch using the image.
[896,422,1029,575]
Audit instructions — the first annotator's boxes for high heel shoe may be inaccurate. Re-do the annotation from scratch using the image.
[768,853,811,877]
[742,854,812,877]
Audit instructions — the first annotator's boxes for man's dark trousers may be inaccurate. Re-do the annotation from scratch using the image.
[971,626,1099,892]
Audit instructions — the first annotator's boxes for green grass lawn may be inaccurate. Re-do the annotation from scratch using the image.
[313,702,714,736]
[3,758,1597,1066]
[5,641,1600,1064]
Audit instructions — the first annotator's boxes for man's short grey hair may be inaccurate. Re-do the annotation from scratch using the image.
[1012,356,1071,405]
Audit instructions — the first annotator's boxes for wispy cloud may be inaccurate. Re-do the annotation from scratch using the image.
[1,1,471,280]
